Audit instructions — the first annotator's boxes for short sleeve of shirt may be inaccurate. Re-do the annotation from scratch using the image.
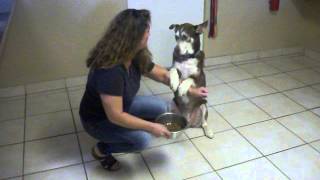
[146,61,155,73]
[94,68,124,96]
[132,57,155,74]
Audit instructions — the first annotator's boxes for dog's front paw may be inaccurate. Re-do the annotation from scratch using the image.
[195,50,205,59]
[169,68,179,92]
[178,78,195,96]
[203,127,214,139]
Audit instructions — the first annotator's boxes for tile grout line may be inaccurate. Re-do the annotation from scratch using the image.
[207,70,319,107]
[144,138,189,151]
[22,86,27,180]
[282,70,320,89]
[0,54,312,98]
[188,139,224,180]
[1,175,21,180]
[4,129,197,159]
[212,56,306,72]
[146,62,300,102]
[308,140,320,154]
[0,71,317,138]
[0,56,316,110]
[228,80,278,101]
[145,55,320,178]
[0,83,86,101]
[139,80,154,96]
[259,60,309,74]
[65,83,89,180]
[139,153,156,180]
[143,56,306,95]
[227,79,320,177]
[208,75,319,100]
[5,136,194,175]
[212,108,293,180]
[207,107,266,173]
[151,68,320,98]
[20,162,85,178]
[25,87,66,96]
[231,76,320,146]
[204,70,305,179]
[187,114,320,143]
[206,75,320,110]
[183,126,234,140]
[223,54,317,81]
[143,79,158,95]
[0,141,25,149]
[23,132,78,144]
[189,131,316,172]
[0,69,314,179]
[0,117,25,124]
[275,118,320,155]
[0,54,318,179]
[24,108,76,121]
[183,171,218,180]
[273,91,320,154]
[5,86,88,179]
[234,63,311,85]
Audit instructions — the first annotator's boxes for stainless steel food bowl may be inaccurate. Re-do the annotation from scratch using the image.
[155,112,188,139]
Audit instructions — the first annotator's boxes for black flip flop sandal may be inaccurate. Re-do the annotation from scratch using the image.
[100,155,121,171]
[91,146,107,160]
[91,146,121,171]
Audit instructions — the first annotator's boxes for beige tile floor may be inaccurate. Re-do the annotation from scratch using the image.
[1,55,320,180]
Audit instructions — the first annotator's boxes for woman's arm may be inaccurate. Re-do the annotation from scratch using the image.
[144,64,170,86]
[145,64,208,98]
[100,94,171,138]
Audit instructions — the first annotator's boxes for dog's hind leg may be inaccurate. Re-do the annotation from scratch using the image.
[200,104,214,139]
[169,100,181,114]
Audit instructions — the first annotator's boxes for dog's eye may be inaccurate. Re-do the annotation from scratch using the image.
[182,35,188,40]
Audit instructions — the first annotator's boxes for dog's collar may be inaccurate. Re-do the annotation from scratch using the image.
[176,53,196,61]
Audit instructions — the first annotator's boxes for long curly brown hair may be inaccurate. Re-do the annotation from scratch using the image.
[86,9,152,69]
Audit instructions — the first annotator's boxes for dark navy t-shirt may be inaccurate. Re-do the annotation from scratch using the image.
[79,59,154,127]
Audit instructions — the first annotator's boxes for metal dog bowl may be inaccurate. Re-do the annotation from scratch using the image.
[155,112,187,139]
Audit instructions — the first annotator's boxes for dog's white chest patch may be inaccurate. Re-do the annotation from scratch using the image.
[174,58,199,79]
[178,41,194,54]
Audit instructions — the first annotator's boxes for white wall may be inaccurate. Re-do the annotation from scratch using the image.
[0,0,126,87]
[1,0,319,87]
[128,0,204,67]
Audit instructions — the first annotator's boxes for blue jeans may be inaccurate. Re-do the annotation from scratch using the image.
[82,95,169,155]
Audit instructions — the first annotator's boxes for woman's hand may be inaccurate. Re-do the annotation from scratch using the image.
[149,123,171,139]
[188,86,208,98]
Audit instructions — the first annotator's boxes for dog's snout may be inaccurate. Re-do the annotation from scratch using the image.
[175,34,190,42]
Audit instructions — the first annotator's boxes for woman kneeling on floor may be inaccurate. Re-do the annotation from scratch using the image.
[79,9,207,171]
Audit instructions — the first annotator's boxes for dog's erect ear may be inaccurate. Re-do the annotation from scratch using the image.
[195,21,208,34]
[169,24,179,31]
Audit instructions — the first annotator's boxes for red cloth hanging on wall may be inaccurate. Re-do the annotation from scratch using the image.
[208,0,217,38]
[269,0,280,11]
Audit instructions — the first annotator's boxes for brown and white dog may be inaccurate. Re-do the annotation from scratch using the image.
[169,21,214,138]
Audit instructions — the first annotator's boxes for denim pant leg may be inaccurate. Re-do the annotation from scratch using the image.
[128,95,170,120]
[84,121,152,154]
[82,95,170,154]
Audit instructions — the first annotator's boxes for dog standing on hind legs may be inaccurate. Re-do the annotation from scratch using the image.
[168,21,214,138]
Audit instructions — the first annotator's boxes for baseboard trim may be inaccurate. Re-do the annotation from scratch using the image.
[205,47,305,67]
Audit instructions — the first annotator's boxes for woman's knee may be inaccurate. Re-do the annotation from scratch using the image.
[130,131,152,151]
[151,96,169,115]
[129,96,169,119]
